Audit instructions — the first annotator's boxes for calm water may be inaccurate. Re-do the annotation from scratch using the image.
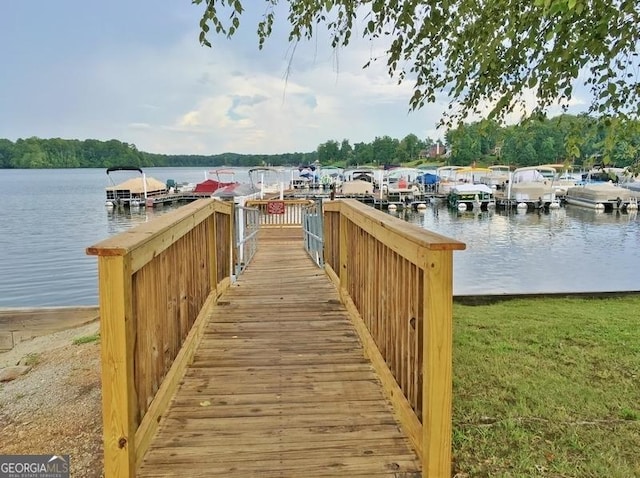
[0,168,639,307]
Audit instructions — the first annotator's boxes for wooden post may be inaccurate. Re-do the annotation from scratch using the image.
[228,203,236,280]
[98,255,138,478]
[208,213,218,293]
[422,250,453,478]
[339,208,349,290]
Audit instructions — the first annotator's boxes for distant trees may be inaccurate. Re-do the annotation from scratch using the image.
[446,114,640,168]
[316,140,340,164]
[0,138,318,169]
[0,137,151,169]
[316,134,436,166]
[4,114,640,170]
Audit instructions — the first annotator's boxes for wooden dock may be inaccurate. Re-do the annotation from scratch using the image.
[137,230,421,477]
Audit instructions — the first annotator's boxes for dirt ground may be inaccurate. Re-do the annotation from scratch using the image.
[0,322,103,477]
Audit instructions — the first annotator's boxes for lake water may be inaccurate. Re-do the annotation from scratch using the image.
[0,168,639,307]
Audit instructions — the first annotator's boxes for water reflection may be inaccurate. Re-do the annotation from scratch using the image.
[396,204,640,296]
[105,203,182,235]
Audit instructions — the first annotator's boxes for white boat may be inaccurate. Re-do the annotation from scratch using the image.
[339,179,375,195]
[343,167,380,188]
[479,165,512,191]
[537,163,579,198]
[340,167,382,196]
[507,166,560,210]
[565,182,638,211]
[382,167,425,208]
[448,183,496,211]
[104,167,167,208]
[211,182,261,205]
[435,165,464,195]
[248,167,286,199]
[318,166,344,190]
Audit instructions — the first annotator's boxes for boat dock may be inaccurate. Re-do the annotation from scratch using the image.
[87,198,465,477]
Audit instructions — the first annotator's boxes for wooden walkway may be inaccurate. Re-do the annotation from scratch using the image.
[137,232,421,477]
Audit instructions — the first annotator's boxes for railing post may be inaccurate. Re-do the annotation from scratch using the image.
[208,212,218,293]
[338,210,349,289]
[422,250,454,478]
[229,202,236,280]
[98,255,137,478]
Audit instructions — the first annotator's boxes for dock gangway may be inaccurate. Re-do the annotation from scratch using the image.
[87,198,465,477]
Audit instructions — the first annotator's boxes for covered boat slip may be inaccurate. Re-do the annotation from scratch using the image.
[87,198,464,478]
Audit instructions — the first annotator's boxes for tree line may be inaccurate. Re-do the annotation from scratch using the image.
[446,114,640,168]
[2,114,639,170]
[0,137,318,169]
[316,134,441,166]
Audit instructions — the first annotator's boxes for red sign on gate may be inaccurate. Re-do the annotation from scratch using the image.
[266,200,285,215]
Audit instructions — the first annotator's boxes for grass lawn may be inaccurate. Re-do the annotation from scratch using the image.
[452,296,640,477]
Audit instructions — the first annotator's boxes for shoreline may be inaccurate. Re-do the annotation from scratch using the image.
[0,306,99,352]
[2,290,640,350]
[454,289,640,305]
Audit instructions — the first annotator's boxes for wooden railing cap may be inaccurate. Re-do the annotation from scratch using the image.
[86,199,232,257]
[324,199,466,251]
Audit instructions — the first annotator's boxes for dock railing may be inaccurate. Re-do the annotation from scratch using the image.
[302,199,324,267]
[245,198,314,227]
[234,204,260,277]
[323,199,466,478]
[86,199,235,478]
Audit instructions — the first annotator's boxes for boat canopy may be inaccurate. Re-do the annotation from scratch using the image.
[105,177,166,194]
[416,172,439,185]
[106,166,143,175]
[194,178,236,193]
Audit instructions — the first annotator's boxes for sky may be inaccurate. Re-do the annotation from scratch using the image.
[0,1,586,155]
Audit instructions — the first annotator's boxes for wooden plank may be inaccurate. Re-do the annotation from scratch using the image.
[142,439,416,463]
[137,237,421,478]
[153,424,408,445]
[203,321,354,334]
[172,389,388,405]
[184,362,374,375]
[139,456,420,477]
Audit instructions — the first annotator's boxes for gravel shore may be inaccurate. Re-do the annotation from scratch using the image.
[0,322,104,477]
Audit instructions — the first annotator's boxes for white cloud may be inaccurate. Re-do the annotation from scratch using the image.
[95,27,445,154]
[2,2,596,155]
[0,2,477,153]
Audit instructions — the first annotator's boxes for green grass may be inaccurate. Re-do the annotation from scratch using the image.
[72,332,100,345]
[452,296,640,477]
[22,352,41,366]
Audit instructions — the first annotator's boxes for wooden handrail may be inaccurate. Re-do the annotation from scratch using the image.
[323,199,465,478]
[86,199,234,477]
